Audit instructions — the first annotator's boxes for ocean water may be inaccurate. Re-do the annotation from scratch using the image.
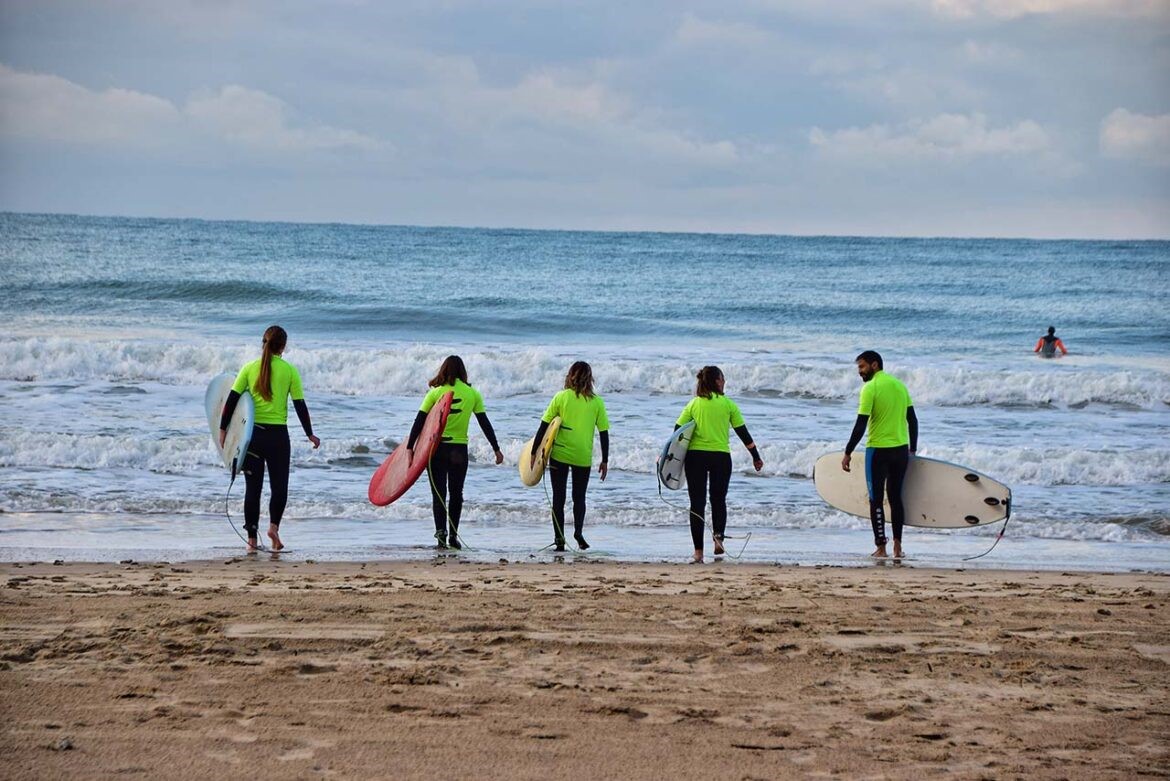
[1,212,1168,569]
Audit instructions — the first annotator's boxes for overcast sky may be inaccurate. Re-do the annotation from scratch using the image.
[1,0,1167,238]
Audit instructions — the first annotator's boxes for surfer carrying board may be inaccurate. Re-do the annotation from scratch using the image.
[675,366,763,563]
[530,362,609,552]
[219,325,320,552]
[840,351,918,559]
[406,356,504,550]
[1033,326,1068,358]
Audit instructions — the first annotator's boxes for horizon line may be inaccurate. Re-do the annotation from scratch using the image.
[2,209,1168,244]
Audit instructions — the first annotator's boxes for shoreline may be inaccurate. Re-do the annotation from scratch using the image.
[3,560,1168,779]
[4,515,1169,574]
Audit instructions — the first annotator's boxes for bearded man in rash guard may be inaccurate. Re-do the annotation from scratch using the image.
[840,350,918,559]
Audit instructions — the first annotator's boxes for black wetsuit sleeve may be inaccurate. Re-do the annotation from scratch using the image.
[293,399,314,438]
[599,430,609,462]
[907,406,918,452]
[733,424,761,461]
[845,414,868,455]
[532,420,549,449]
[406,410,427,450]
[219,390,241,431]
[475,412,501,452]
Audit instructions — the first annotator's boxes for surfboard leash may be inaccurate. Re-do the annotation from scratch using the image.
[656,475,753,560]
[223,462,267,552]
[425,458,474,552]
[536,465,577,553]
[962,516,1011,562]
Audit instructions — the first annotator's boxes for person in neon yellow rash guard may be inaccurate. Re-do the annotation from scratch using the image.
[529,361,609,552]
[840,350,918,559]
[218,325,321,552]
[675,365,763,563]
[405,355,504,550]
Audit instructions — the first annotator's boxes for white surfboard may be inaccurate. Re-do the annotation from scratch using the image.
[657,422,695,491]
[205,372,254,480]
[813,452,1011,529]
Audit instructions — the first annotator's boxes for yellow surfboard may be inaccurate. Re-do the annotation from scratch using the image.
[518,417,562,487]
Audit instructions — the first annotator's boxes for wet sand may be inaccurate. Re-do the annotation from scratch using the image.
[2,558,1168,779]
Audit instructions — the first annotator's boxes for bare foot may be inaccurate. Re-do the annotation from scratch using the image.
[246,538,259,553]
[267,526,284,551]
[892,542,904,559]
[691,551,704,564]
[712,536,726,556]
[870,545,888,558]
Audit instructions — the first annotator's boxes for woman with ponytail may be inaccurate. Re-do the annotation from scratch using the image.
[676,366,762,563]
[219,325,320,551]
[405,355,504,550]
[530,361,609,551]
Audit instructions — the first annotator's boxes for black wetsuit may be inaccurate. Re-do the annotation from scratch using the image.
[220,394,314,537]
[532,421,610,546]
[407,410,500,536]
[845,407,918,547]
[680,424,758,551]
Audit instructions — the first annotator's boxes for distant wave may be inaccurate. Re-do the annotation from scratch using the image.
[3,337,1168,409]
[4,278,325,306]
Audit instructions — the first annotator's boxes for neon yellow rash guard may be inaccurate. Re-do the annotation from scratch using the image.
[421,379,485,444]
[541,389,609,467]
[231,356,305,425]
[676,393,745,453]
[858,370,913,448]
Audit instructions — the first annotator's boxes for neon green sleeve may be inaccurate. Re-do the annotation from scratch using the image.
[473,387,486,414]
[231,365,250,394]
[858,382,874,415]
[541,392,560,423]
[729,398,745,428]
[595,397,609,432]
[289,364,305,401]
[420,386,441,413]
[676,399,694,427]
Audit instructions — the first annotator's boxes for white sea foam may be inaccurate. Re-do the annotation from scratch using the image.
[4,337,1168,409]
[1,426,1166,488]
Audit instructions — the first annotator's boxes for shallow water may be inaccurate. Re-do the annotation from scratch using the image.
[1,213,1167,568]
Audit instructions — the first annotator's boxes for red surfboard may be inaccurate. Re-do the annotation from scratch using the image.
[367,391,454,507]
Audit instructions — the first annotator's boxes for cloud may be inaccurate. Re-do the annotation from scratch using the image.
[185,86,381,152]
[1100,109,1170,166]
[930,0,1167,19]
[0,64,180,144]
[809,112,1050,161]
[0,64,379,154]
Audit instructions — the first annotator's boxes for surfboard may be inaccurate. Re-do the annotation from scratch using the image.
[205,372,254,480]
[367,391,453,507]
[657,421,695,490]
[813,452,1011,528]
[519,416,562,487]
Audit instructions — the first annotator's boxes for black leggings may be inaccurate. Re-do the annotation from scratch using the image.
[684,450,732,551]
[242,424,291,536]
[549,458,590,541]
[428,443,468,532]
[865,445,909,546]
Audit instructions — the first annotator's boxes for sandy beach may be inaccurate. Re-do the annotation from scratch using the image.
[2,558,1167,780]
